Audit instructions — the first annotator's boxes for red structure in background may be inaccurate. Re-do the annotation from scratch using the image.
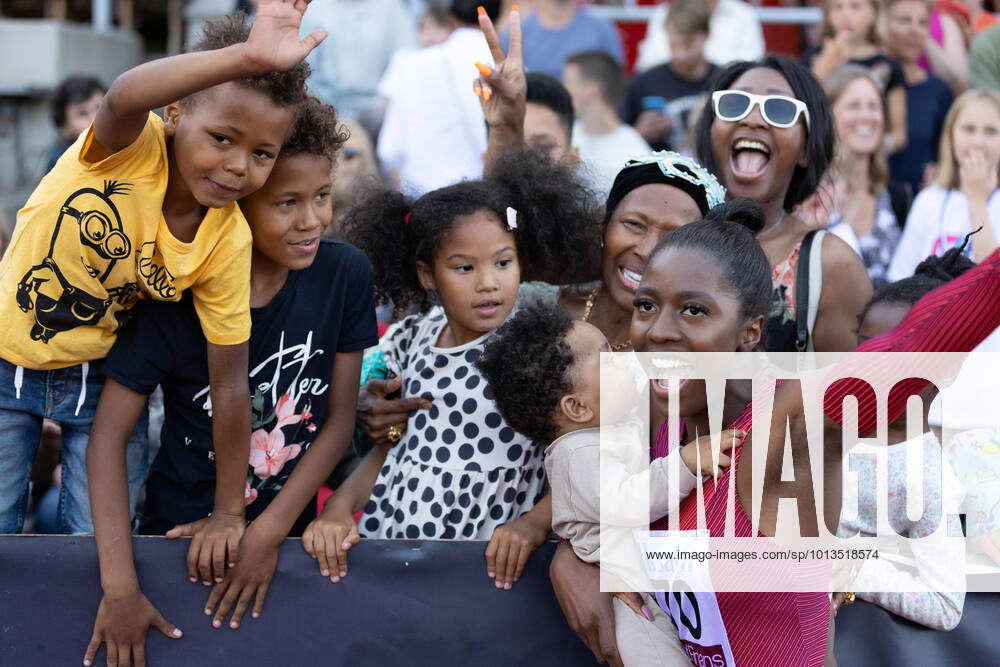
[616,0,805,73]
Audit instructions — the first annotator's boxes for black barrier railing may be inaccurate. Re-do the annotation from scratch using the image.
[1,536,996,665]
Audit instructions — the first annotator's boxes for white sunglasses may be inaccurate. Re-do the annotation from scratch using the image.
[711,90,811,130]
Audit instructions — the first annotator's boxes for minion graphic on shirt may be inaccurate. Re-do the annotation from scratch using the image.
[15,181,139,343]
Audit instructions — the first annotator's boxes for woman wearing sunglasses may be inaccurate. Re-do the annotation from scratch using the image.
[694,56,873,354]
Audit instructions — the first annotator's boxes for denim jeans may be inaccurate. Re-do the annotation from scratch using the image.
[0,357,149,534]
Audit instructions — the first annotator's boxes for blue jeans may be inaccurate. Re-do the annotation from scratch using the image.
[0,358,149,534]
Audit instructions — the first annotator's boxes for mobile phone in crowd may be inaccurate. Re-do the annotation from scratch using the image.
[641,96,668,115]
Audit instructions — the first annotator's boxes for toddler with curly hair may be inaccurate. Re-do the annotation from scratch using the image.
[477,303,741,666]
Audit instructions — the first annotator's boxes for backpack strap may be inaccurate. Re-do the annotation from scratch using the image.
[794,230,826,352]
[806,230,825,352]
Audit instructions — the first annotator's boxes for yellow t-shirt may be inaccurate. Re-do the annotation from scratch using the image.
[0,113,251,370]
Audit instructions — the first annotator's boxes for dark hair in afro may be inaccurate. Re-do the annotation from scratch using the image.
[477,304,576,444]
[341,147,602,316]
[695,56,835,213]
[281,96,348,164]
[860,235,977,324]
[649,197,771,322]
[51,75,105,129]
[186,12,310,107]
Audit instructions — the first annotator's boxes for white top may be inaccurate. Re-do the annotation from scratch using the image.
[359,308,545,540]
[827,191,901,288]
[572,122,652,197]
[838,432,966,630]
[301,0,418,119]
[545,425,697,564]
[946,427,1000,567]
[887,185,1000,282]
[635,0,765,73]
[376,28,494,196]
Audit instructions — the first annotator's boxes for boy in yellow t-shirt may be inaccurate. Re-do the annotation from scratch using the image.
[0,0,325,562]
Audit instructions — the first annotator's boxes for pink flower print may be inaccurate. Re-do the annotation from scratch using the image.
[301,400,313,423]
[306,423,317,433]
[249,427,303,479]
[274,393,302,428]
[244,482,258,506]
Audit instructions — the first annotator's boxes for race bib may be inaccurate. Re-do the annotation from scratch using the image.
[636,530,736,666]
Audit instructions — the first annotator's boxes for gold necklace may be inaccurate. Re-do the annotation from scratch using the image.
[582,284,632,351]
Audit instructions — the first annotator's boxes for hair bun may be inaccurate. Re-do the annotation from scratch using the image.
[704,197,766,234]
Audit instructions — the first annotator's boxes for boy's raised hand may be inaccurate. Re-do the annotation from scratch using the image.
[166,512,245,587]
[302,511,361,583]
[244,0,327,74]
[475,6,526,136]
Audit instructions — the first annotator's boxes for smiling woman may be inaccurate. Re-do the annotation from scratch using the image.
[819,66,905,289]
[550,152,728,353]
[696,56,874,353]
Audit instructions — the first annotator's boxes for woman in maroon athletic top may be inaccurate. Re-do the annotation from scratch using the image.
[551,218,1000,665]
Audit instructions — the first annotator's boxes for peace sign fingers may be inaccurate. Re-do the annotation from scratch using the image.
[478,6,507,64]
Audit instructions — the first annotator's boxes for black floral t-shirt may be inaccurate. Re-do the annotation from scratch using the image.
[106,240,377,534]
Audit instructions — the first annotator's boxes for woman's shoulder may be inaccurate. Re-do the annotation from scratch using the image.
[910,185,950,212]
[818,228,869,279]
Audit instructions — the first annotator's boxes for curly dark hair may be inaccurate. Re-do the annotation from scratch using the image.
[341,147,602,316]
[477,305,576,444]
[51,75,105,129]
[186,12,310,107]
[860,241,976,323]
[649,197,771,321]
[695,56,835,213]
[281,96,348,163]
[526,72,575,142]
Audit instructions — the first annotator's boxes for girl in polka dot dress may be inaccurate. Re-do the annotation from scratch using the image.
[301,147,601,585]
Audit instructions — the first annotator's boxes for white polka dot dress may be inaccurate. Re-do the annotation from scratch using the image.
[359,308,546,540]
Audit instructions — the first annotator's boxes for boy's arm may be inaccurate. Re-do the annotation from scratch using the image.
[173,341,253,586]
[89,0,326,160]
[201,350,364,629]
[255,351,363,532]
[84,380,181,667]
[163,341,252,587]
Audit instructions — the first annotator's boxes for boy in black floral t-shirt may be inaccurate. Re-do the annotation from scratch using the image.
[86,98,376,663]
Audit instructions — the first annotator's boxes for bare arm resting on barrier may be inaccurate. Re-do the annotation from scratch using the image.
[173,351,364,631]
[301,441,394,582]
[484,495,553,591]
[85,380,182,667]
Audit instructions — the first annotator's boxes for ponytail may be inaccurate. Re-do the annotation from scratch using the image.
[340,184,424,315]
